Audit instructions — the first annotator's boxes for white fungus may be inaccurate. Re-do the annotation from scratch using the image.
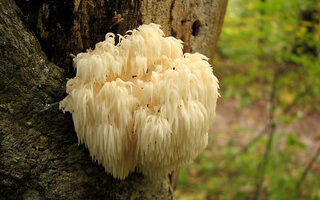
[60,23,219,180]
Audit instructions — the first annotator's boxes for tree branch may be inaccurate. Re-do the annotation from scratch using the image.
[253,71,278,200]
[295,143,320,197]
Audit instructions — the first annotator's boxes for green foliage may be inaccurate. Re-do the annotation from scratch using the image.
[216,0,320,110]
[286,133,306,149]
[176,0,320,199]
[178,168,190,188]
[175,132,319,200]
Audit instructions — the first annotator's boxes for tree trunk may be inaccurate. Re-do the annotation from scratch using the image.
[0,0,227,199]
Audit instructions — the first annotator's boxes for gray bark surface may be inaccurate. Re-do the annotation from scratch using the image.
[0,0,227,199]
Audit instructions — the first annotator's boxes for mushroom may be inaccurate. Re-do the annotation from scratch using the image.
[60,23,219,180]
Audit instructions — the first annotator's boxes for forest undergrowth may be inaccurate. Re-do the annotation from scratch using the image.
[175,0,320,199]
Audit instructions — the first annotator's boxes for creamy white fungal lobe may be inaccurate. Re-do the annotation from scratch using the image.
[60,23,219,180]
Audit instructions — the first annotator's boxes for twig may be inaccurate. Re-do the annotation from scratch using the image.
[232,87,303,162]
[202,123,270,183]
[203,75,278,183]
[252,71,277,200]
[231,125,268,160]
[295,143,320,197]
[219,124,269,169]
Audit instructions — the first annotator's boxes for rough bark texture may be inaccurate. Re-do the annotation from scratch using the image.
[0,0,227,199]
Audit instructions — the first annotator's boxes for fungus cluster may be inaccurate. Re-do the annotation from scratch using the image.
[60,23,219,180]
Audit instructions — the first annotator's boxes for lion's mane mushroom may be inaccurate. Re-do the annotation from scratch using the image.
[60,23,219,180]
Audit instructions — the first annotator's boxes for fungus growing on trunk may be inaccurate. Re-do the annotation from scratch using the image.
[60,23,219,180]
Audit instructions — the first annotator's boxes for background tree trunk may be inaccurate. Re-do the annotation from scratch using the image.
[0,0,227,199]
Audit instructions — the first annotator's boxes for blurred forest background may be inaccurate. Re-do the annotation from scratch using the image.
[175,0,320,199]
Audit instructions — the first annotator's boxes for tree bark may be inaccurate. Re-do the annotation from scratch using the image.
[0,0,227,199]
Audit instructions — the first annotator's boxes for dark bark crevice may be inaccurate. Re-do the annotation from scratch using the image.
[14,0,143,76]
